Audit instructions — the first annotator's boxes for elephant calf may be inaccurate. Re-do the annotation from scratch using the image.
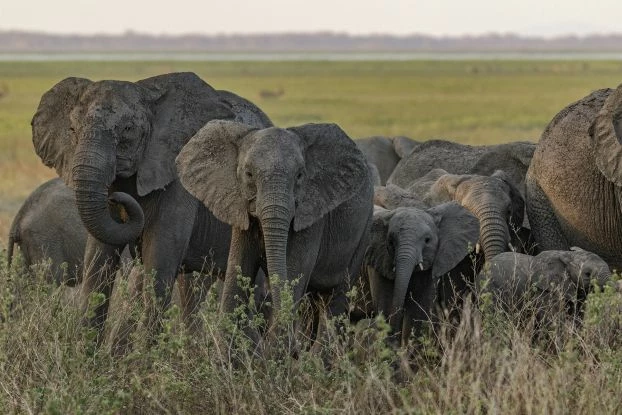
[476,248,611,318]
[364,203,479,344]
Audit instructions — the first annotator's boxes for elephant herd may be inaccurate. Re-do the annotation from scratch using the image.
[6,71,622,354]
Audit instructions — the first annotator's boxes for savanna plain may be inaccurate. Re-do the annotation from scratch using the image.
[0,60,622,413]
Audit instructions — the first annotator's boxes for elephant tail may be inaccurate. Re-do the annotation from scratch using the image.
[6,222,18,272]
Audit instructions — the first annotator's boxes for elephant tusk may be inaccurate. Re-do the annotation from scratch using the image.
[418,262,424,271]
[508,242,515,252]
[392,266,395,272]
[475,243,481,254]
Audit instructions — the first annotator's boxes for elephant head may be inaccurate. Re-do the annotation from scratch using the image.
[175,120,369,308]
[365,203,479,338]
[590,83,622,187]
[422,169,525,261]
[533,248,611,303]
[31,73,236,246]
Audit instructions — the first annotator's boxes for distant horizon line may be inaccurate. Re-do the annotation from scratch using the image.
[2,28,622,39]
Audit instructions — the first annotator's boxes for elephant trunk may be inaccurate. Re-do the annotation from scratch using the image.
[473,205,510,261]
[259,189,292,315]
[390,241,421,335]
[72,131,144,247]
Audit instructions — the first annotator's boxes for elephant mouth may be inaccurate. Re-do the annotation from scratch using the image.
[248,196,257,215]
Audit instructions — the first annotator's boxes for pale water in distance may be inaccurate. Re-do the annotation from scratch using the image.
[1,52,621,61]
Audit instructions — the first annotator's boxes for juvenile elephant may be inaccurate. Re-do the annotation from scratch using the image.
[376,169,526,261]
[31,73,271,330]
[526,84,622,269]
[356,135,419,184]
[176,120,373,342]
[388,139,535,196]
[8,178,88,285]
[476,248,611,317]
[365,203,479,344]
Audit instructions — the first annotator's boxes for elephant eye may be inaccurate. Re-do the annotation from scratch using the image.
[245,171,253,179]
[297,171,303,181]
[424,237,431,244]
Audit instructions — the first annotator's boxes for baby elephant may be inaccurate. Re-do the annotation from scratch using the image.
[365,202,479,344]
[476,248,611,317]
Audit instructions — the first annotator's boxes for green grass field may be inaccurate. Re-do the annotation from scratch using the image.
[0,59,622,413]
[1,60,622,245]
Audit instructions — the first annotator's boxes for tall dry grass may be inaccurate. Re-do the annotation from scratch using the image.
[1,250,621,414]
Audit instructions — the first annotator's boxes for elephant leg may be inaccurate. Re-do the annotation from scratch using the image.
[220,223,262,315]
[526,175,569,252]
[79,234,123,333]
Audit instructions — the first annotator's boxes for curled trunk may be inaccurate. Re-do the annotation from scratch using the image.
[72,134,144,247]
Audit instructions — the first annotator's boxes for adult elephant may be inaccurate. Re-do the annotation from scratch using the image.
[356,135,419,185]
[176,120,373,345]
[365,203,479,344]
[526,85,622,269]
[388,139,535,196]
[31,72,272,330]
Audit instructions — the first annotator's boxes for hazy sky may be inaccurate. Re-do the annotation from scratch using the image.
[1,0,620,37]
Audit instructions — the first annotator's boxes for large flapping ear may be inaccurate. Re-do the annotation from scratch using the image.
[31,77,93,186]
[365,207,395,280]
[392,136,419,158]
[491,169,526,230]
[288,123,370,231]
[428,202,479,278]
[590,84,622,186]
[136,72,235,196]
[175,120,257,229]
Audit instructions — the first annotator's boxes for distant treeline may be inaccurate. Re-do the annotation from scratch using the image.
[1,30,622,52]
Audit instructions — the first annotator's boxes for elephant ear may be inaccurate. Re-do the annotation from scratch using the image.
[136,72,235,196]
[428,202,480,278]
[31,77,93,187]
[175,120,257,230]
[491,169,526,230]
[216,89,274,128]
[365,207,395,280]
[288,123,370,231]
[590,84,622,187]
[392,136,419,158]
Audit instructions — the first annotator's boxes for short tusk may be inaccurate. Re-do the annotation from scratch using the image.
[392,266,396,272]
[475,243,481,254]
[508,242,515,252]
[418,262,424,271]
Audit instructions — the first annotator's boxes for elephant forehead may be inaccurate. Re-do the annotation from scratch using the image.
[392,208,434,229]
[245,129,305,160]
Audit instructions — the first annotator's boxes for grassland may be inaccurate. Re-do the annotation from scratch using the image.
[1,59,622,244]
[1,59,622,413]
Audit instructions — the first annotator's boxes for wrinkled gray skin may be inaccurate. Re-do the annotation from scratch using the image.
[356,136,419,184]
[365,203,479,344]
[31,72,271,331]
[376,169,526,261]
[526,85,622,270]
[8,178,88,286]
[176,120,373,342]
[388,139,535,196]
[477,248,611,317]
